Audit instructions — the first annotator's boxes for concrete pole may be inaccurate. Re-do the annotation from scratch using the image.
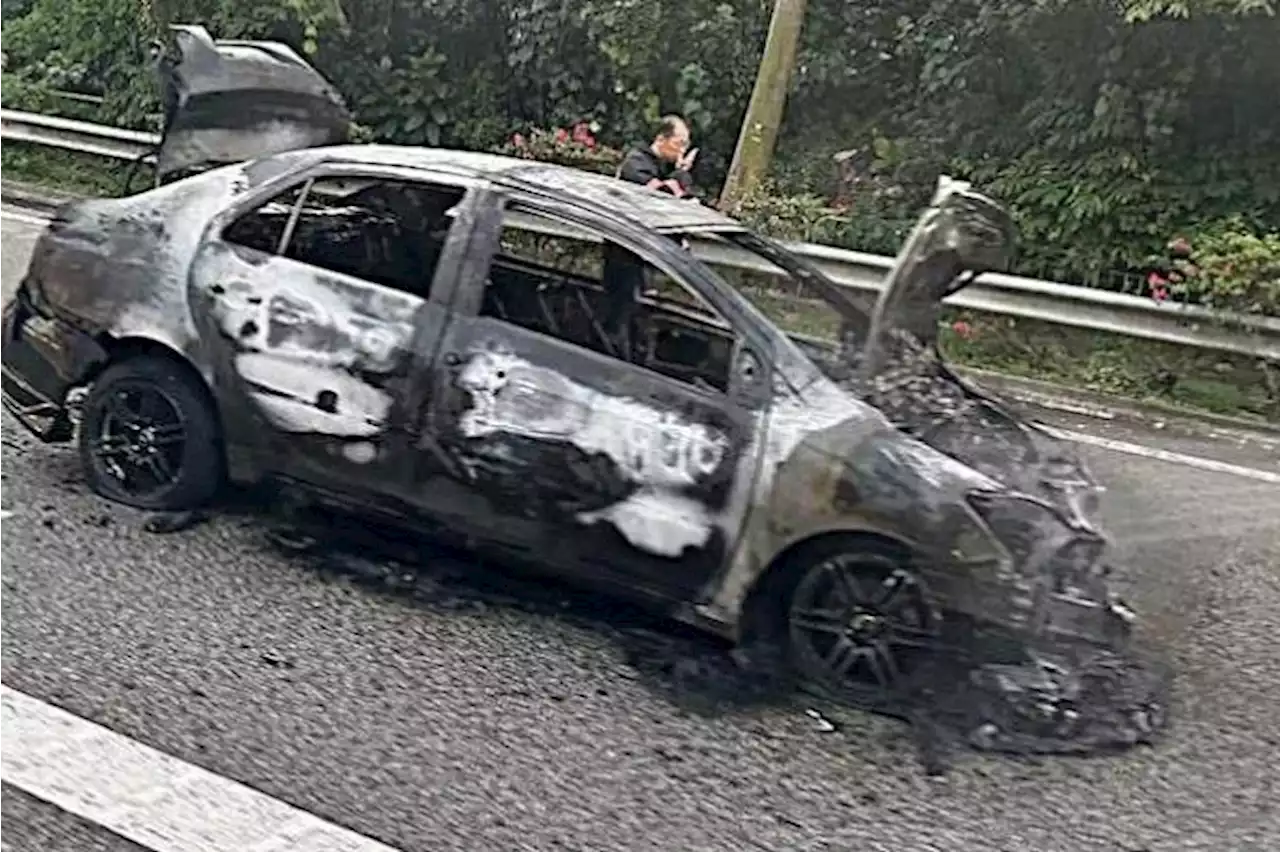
[718,0,808,213]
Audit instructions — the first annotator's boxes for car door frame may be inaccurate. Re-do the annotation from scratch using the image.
[413,183,777,599]
[188,158,488,506]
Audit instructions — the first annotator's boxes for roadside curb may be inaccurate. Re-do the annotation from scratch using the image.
[956,366,1280,440]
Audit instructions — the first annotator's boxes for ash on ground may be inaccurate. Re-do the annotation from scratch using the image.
[256,503,1173,776]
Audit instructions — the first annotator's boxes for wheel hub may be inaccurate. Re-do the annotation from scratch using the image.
[91,385,187,495]
[847,610,885,640]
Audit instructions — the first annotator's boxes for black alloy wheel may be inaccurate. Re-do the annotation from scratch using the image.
[786,549,939,699]
[78,356,224,511]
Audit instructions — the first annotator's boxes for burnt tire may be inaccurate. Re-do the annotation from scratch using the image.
[77,355,223,512]
[758,536,939,704]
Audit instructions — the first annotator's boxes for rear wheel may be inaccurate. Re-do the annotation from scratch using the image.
[768,538,940,701]
[77,356,223,511]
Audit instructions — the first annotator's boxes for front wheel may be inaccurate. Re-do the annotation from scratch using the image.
[77,356,224,511]
[771,539,941,703]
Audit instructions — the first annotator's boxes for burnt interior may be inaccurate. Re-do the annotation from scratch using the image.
[224,179,464,299]
[481,251,736,394]
[224,180,736,394]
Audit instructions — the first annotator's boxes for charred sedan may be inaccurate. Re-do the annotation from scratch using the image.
[2,29,1165,752]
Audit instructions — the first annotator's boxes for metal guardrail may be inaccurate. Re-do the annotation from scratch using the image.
[3,107,1278,361]
[1,109,157,161]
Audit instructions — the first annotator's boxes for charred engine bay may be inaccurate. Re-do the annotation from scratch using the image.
[789,181,1172,766]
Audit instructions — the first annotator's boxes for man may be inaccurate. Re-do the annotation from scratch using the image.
[600,116,700,350]
[616,115,699,198]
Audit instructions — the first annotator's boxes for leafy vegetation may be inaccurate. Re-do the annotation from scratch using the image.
[4,0,1276,308]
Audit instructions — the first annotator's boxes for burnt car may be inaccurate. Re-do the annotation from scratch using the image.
[1,29,1164,750]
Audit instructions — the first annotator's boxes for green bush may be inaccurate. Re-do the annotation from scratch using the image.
[1158,220,1280,317]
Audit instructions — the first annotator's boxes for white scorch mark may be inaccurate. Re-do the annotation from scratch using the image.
[201,259,422,440]
[342,441,379,464]
[457,349,729,489]
[236,353,391,438]
[579,491,716,558]
[208,269,419,373]
[456,347,730,556]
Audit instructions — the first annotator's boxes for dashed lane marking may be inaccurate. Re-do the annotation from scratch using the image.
[0,685,405,852]
[1040,425,1280,485]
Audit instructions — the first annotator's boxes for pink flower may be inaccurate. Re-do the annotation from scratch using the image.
[510,132,526,149]
[1147,271,1168,288]
[553,128,570,144]
[951,320,973,339]
[1152,286,1169,303]
[571,122,598,149]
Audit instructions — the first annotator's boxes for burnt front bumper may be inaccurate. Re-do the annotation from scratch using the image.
[2,285,107,442]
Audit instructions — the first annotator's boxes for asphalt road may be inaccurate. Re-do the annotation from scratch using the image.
[3,208,1280,852]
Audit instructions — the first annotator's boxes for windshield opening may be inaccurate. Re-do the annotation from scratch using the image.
[672,228,876,387]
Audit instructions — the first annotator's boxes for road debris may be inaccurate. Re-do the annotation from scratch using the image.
[806,708,837,733]
[142,509,210,534]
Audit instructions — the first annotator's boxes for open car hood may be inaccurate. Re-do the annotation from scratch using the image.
[801,178,1101,525]
[154,24,351,184]
[860,175,1017,377]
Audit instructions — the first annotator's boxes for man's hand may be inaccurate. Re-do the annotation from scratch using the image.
[676,147,699,172]
[645,178,688,197]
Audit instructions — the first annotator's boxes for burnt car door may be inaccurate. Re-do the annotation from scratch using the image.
[414,195,772,599]
[186,164,478,503]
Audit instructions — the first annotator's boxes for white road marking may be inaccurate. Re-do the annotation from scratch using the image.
[0,509,13,520]
[1040,425,1280,485]
[0,207,53,228]
[0,685,404,852]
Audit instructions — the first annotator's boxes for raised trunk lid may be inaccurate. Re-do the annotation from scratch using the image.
[154,24,351,184]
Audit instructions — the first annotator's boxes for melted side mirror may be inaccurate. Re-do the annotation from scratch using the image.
[733,347,769,404]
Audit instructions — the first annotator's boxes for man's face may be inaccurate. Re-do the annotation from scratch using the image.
[654,123,690,163]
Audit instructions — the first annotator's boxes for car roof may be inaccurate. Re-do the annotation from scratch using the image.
[266,144,746,234]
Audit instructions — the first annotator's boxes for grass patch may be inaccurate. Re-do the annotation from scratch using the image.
[938,314,1278,421]
[1,143,140,198]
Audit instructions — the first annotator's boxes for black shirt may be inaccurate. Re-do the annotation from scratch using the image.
[616,146,693,195]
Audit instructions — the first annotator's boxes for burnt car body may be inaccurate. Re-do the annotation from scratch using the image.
[1,155,1161,742]
[1,30,1164,749]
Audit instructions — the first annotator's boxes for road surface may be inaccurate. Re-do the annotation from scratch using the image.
[3,205,1279,852]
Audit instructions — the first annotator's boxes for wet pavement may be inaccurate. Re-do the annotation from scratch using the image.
[4,207,1280,851]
